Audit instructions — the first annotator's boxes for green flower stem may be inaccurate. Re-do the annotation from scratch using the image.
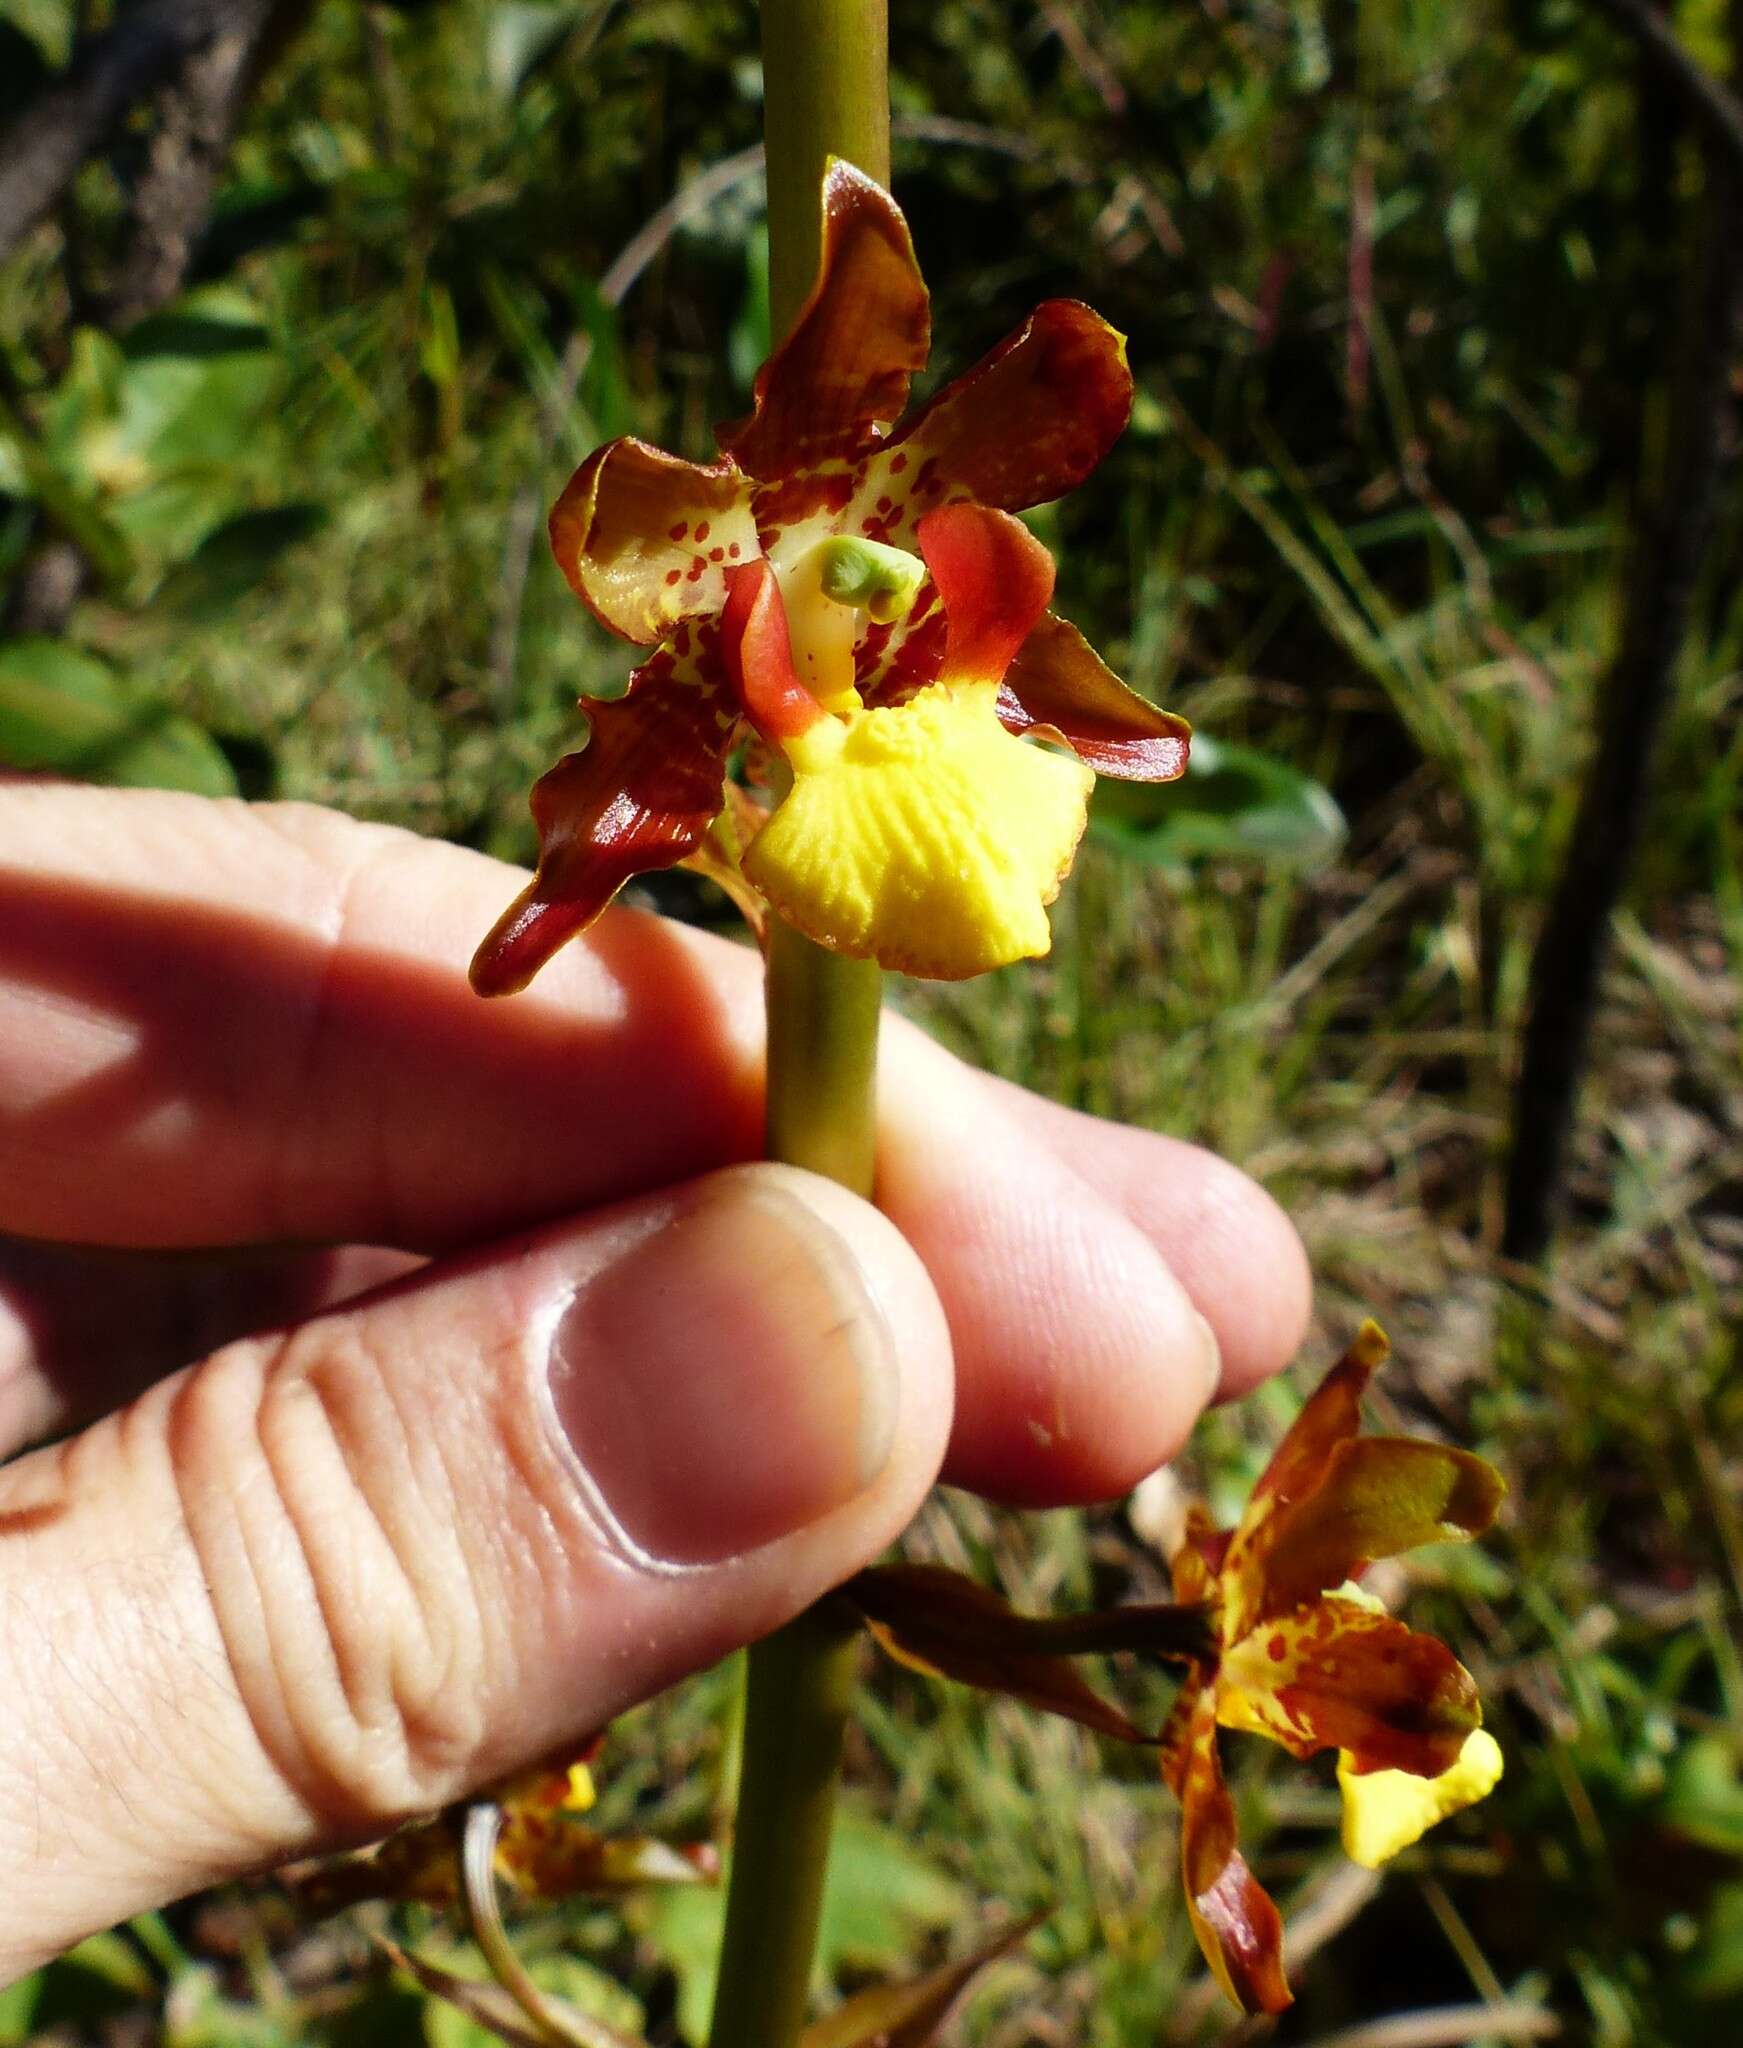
[762,920,882,1191]
[706,11,890,2047]
[760,0,891,329]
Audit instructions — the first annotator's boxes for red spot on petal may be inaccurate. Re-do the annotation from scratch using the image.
[686,560,705,582]
[890,452,908,474]
[710,546,724,562]
[695,520,711,543]
[876,495,893,515]
[668,523,687,541]
[1267,1637,1287,1663]
[664,568,682,585]
[728,542,742,559]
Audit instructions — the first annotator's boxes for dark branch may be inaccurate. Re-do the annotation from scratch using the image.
[1588,0,1743,180]
[0,0,253,267]
[1503,140,1742,1260]
[97,0,294,329]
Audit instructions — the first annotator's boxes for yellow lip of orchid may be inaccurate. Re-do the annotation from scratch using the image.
[723,499,1098,979]
[1338,1728,1506,1870]
[744,679,1095,979]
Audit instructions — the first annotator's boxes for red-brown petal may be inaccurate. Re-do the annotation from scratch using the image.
[720,558,827,744]
[1253,1437,1507,1622]
[717,160,930,482]
[549,439,757,645]
[470,645,737,996]
[849,1563,1151,1744]
[1168,1505,1229,1611]
[1166,1682,1292,2016]
[1221,1322,1389,1637]
[1219,1601,1481,1778]
[999,612,1190,780]
[916,503,1055,685]
[885,300,1132,511]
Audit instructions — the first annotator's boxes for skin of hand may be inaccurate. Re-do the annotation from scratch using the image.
[0,784,1311,1984]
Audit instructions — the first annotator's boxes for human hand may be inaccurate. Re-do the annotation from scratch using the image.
[0,784,1309,1982]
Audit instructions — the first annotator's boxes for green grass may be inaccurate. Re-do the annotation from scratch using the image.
[4,0,1743,2041]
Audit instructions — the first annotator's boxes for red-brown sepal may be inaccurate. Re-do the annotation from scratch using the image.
[1164,1682,1293,2016]
[886,300,1132,512]
[849,1563,1154,1743]
[1000,613,1190,781]
[470,646,737,996]
[717,160,930,482]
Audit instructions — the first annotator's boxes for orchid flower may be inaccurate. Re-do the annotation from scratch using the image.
[847,1324,1505,2017]
[471,161,1188,992]
[1161,1323,1505,2013]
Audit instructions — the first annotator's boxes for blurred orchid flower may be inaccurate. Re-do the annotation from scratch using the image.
[849,1324,1505,2016]
[1161,1322,1504,2012]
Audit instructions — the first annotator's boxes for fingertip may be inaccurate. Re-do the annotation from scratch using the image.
[976,1074,1313,1398]
[877,1035,1223,1507]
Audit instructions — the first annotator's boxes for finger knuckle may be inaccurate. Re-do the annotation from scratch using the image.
[170,1318,504,1834]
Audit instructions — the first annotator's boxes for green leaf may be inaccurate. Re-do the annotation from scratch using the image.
[0,1973,41,2047]
[1684,1881,1743,1999]
[0,639,237,797]
[639,1806,970,2044]
[1662,1735,1743,1856]
[488,3,590,97]
[1091,732,1345,869]
[153,504,325,619]
[801,1915,1042,2048]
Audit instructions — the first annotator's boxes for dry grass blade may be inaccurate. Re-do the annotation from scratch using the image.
[1297,2003,1558,2048]
[375,1938,649,2048]
[800,1913,1045,2048]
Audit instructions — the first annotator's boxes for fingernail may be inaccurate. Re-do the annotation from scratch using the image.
[548,1171,898,1566]
[1191,1311,1223,1402]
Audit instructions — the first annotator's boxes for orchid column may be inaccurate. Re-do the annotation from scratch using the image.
[705,7,888,2045]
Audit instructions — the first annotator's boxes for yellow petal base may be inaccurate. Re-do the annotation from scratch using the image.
[1338,1729,1504,1869]
[744,683,1095,979]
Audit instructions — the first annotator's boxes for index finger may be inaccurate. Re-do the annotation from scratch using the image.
[0,785,1309,1502]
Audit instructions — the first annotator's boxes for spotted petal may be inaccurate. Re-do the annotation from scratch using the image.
[1218,1599,1481,1777]
[1221,1322,1389,1638]
[471,641,737,995]
[1250,1437,1506,1624]
[1163,1680,1292,2016]
[718,159,930,485]
[550,438,757,644]
[858,300,1131,523]
[1000,613,1190,781]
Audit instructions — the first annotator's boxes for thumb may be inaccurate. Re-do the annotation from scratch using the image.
[0,1165,952,1982]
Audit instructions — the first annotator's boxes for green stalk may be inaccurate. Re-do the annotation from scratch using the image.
[706,10,889,2045]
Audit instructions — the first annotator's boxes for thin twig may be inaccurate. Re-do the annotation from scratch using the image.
[1299,2004,1558,2048]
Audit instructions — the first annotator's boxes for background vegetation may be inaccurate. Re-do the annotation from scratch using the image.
[2,0,1741,2043]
